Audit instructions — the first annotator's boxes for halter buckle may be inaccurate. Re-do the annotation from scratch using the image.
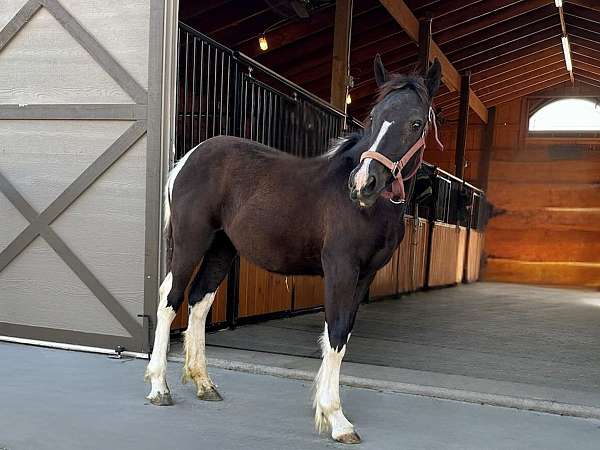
[391,162,401,178]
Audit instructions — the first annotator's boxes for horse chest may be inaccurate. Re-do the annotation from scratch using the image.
[361,216,405,272]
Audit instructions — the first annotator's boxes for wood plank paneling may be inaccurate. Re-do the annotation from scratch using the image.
[171,271,228,330]
[466,230,485,283]
[293,275,325,310]
[489,160,600,183]
[455,226,468,283]
[486,228,600,263]
[487,181,600,209]
[370,245,399,298]
[398,217,429,293]
[428,223,466,287]
[369,216,429,300]
[484,258,600,289]
[238,257,292,318]
[483,97,600,287]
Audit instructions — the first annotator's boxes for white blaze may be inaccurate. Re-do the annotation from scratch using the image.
[354,120,394,190]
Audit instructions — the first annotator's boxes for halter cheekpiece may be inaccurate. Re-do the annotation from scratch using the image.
[359,107,443,204]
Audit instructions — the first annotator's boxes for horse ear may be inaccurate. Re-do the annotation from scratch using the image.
[374,54,388,87]
[425,58,442,98]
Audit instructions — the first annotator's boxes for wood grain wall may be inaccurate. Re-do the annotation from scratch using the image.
[483,98,600,288]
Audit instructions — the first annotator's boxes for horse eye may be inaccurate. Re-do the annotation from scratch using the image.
[412,121,422,130]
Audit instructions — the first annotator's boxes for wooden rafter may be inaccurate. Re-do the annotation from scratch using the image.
[330,0,353,111]
[454,27,562,71]
[378,0,488,123]
[444,75,571,118]
[450,68,568,109]
[439,4,556,53]
[435,0,550,45]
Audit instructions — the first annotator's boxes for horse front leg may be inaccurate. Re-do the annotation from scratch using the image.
[314,260,373,444]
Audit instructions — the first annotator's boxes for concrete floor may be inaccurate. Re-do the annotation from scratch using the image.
[2,342,600,450]
[203,282,600,394]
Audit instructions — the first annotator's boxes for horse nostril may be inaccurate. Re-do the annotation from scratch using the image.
[363,175,376,194]
[350,189,358,201]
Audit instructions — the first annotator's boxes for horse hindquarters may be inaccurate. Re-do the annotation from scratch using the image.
[145,201,218,405]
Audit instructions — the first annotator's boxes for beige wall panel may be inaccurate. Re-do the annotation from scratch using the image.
[59,0,150,89]
[52,137,146,325]
[0,236,130,336]
[0,192,29,252]
[0,8,133,104]
[0,120,132,211]
[0,0,29,30]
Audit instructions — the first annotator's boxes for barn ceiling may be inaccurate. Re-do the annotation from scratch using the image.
[180,0,600,122]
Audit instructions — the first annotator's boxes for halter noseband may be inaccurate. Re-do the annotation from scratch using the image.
[359,107,443,204]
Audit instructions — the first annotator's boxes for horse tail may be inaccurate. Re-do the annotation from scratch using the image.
[163,180,173,273]
[163,144,200,273]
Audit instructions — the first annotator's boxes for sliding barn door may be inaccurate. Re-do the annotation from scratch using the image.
[0,0,173,352]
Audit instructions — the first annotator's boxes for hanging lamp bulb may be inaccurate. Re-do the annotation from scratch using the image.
[346,93,352,105]
[259,34,268,51]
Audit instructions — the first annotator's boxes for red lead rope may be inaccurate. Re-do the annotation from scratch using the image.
[359,107,443,204]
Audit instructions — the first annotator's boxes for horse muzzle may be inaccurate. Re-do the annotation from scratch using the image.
[348,162,384,207]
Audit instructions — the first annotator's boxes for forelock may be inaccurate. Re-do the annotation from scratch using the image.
[376,74,430,105]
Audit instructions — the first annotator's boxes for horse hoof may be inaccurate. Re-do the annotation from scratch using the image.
[198,386,223,402]
[334,431,361,444]
[149,392,174,406]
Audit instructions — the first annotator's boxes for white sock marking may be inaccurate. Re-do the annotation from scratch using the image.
[313,323,355,439]
[183,292,216,394]
[354,120,394,190]
[145,272,176,399]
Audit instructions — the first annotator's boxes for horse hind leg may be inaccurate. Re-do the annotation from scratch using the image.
[145,271,176,405]
[182,231,237,401]
[145,227,213,406]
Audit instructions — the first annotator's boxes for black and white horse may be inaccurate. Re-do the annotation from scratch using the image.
[145,56,442,444]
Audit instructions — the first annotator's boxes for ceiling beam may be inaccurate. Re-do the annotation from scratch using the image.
[444,75,571,117]
[570,36,600,55]
[454,26,562,71]
[439,5,556,55]
[459,37,558,75]
[445,67,569,110]
[330,0,353,112]
[470,46,562,84]
[447,17,558,65]
[573,61,600,78]
[567,0,600,14]
[438,59,567,108]
[442,67,568,111]
[378,0,488,123]
[435,0,550,46]
[572,53,600,70]
[573,67,600,84]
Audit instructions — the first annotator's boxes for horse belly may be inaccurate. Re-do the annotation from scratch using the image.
[226,218,323,276]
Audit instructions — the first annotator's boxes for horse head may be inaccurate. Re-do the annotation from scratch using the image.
[348,55,442,207]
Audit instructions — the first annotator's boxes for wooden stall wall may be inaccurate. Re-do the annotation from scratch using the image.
[428,223,467,287]
[483,98,600,288]
[465,231,485,283]
[423,113,486,185]
[370,216,429,299]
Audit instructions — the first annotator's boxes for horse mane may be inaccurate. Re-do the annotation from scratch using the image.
[376,73,430,104]
[322,132,364,159]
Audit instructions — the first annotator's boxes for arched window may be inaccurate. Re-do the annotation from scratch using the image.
[529,98,600,131]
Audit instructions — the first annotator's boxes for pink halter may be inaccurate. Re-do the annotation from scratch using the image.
[359,107,443,204]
